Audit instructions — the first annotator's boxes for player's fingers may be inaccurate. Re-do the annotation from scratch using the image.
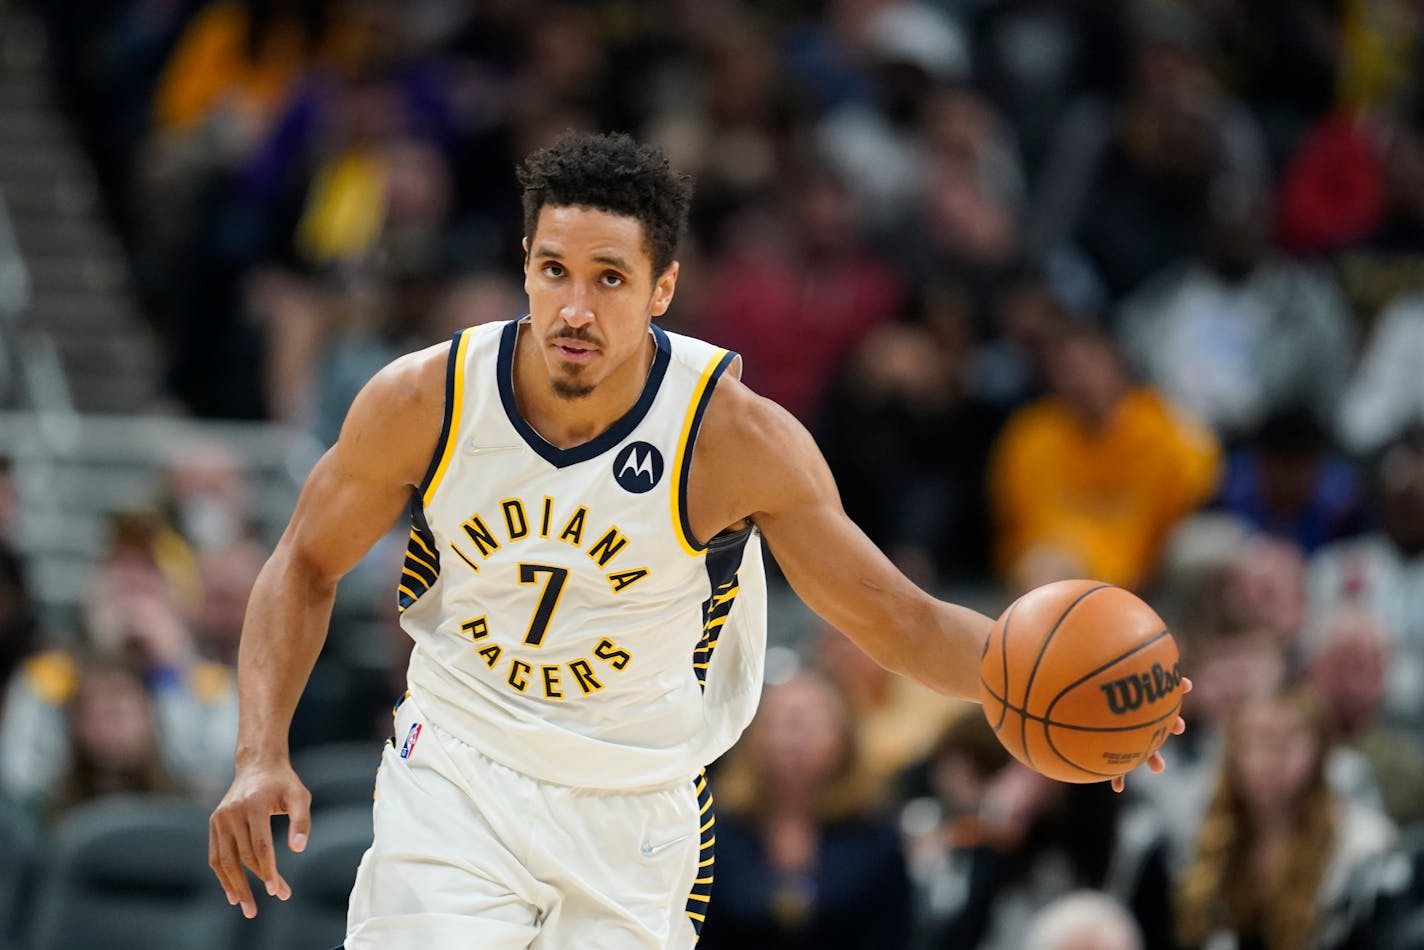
[1181,675,1193,695]
[286,787,313,855]
[209,822,237,906]
[1110,775,1125,794]
[215,828,256,918]
[243,811,288,901]
[1147,751,1166,773]
[1172,715,1187,736]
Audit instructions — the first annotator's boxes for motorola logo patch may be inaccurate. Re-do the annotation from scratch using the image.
[613,442,664,493]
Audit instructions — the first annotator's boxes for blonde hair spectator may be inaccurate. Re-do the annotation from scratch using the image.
[1024,890,1143,950]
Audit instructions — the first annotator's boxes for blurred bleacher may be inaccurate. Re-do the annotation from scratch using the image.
[0,7,320,634]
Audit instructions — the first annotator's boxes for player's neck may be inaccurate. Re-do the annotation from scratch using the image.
[513,327,656,449]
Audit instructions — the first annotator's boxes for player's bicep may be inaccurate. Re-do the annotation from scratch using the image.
[280,448,411,583]
[738,400,917,638]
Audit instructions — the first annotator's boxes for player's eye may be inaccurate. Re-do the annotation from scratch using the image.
[541,263,565,278]
[600,273,624,288]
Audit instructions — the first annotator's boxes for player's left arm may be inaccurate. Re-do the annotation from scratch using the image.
[694,379,1187,786]
[696,380,992,702]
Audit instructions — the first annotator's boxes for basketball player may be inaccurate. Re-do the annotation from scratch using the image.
[208,132,1186,948]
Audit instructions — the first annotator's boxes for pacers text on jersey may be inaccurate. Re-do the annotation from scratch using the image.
[444,494,649,701]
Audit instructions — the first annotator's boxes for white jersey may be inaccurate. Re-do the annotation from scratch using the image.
[397,317,767,790]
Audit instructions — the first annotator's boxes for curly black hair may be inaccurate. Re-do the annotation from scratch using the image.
[517,131,694,276]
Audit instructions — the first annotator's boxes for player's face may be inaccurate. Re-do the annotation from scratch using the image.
[523,205,678,400]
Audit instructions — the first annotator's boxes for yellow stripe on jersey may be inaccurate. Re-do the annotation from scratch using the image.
[422,329,474,507]
[671,349,729,556]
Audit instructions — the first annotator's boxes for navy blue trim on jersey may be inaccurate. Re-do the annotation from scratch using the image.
[692,526,752,691]
[677,349,738,551]
[497,317,672,468]
[417,329,467,497]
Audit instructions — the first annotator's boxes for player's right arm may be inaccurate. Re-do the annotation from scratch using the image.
[208,342,447,919]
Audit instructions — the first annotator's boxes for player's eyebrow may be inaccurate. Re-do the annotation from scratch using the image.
[531,245,632,273]
[591,254,632,273]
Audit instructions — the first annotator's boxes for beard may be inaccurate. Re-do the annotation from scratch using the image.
[551,377,595,399]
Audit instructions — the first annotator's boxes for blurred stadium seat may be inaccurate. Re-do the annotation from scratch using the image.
[293,741,382,812]
[0,795,37,947]
[22,795,236,950]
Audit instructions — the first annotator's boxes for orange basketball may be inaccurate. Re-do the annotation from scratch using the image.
[979,579,1183,783]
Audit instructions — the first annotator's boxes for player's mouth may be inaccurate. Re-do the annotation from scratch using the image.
[551,339,599,363]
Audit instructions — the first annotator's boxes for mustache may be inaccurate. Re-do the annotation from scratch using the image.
[547,327,602,347]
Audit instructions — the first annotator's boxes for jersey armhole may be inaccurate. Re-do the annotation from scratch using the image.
[671,349,739,555]
[418,328,472,506]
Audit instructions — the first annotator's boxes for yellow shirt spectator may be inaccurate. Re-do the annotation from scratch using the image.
[990,327,1221,591]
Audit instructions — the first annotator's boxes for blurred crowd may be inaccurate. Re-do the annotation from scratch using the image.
[2,0,1424,947]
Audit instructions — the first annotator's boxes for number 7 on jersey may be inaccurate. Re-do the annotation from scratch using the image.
[519,563,569,646]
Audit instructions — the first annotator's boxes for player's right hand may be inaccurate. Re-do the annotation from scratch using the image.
[208,761,312,919]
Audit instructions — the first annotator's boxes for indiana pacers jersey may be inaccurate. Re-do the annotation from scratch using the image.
[396,317,768,790]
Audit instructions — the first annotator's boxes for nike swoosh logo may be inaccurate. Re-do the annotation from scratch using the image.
[640,833,692,857]
[466,442,521,456]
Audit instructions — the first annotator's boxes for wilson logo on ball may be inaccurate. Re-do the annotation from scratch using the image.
[1099,662,1182,715]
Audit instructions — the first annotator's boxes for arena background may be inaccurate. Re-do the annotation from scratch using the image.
[0,1,1421,948]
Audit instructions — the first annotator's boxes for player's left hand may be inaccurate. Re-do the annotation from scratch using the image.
[1110,675,1192,794]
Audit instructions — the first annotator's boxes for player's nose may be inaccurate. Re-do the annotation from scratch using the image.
[558,279,596,327]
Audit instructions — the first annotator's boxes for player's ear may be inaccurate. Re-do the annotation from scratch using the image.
[650,261,679,317]
[521,237,531,270]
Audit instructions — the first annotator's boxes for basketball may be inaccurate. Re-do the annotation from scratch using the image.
[979,579,1183,783]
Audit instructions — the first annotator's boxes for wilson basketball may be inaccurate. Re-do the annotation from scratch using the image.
[979,579,1183,783]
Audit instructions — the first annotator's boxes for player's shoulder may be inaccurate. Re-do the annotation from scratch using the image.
[698,367,813,470]
[361,334,464,414]
[334,332,471,475]
[655,325,814,466]
[657,326,738,379]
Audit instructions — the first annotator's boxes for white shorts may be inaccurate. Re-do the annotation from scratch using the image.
[345,695,714,949]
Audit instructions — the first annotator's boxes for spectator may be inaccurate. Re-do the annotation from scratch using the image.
[968,1,1125,178]
[0,517,237,810]
[814,625,970,791]
[1214,409,1367,556]
[51,651,181,818]
[1327,822,1424,950]
[820,288,1006,583]
[151,0,354,143]
[699,672,912,949]
[915,762,1175,950]
[1116,190,1353,441]
[988,324,1220,591]
[890,86,1030,338]
[970,263,1091,411]
[162,438,258,553]
[1306,427,1424,731]
[1175,683,1395,950]
[695,163,905,423]
[1278,115,1424,324]
[1030,1,1269,298]
[1338,293,1424,457]
[902,712,1010,916]
[192,538,266,667]
[1307,608,1424,828]
[140,0,366,288]
[813,2,971,231]
[1216,534,1310,651]
[1130,623,1287,870]
[1024,890,1145,950]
